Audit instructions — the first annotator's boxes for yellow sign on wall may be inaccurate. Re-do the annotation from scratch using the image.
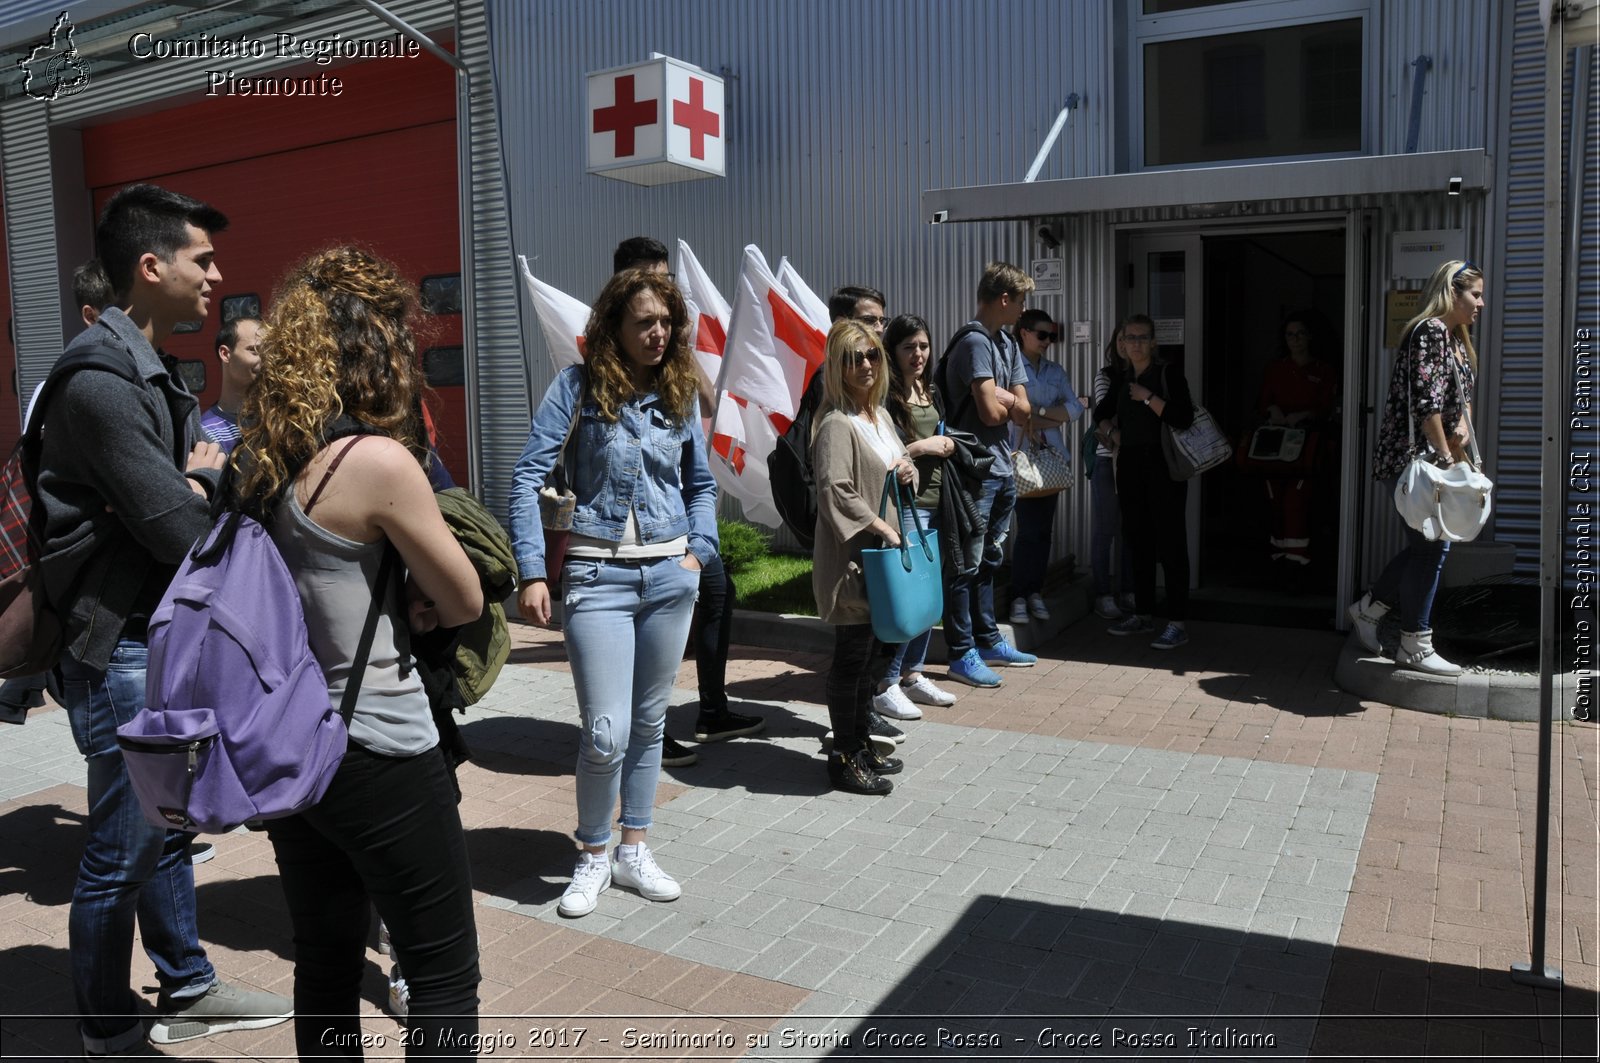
[1385,290,1422,348]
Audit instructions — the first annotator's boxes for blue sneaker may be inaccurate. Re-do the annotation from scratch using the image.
[979,638,1037,667]
[948,648,1003,688]
[1150,623,1189,650]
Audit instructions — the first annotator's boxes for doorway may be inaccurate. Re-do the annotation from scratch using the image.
[1125,226,1348,628]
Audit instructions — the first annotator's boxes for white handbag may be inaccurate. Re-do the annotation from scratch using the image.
[1392,356,1492,542]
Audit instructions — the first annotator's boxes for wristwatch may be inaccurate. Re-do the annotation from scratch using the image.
[1142,396,1152,406]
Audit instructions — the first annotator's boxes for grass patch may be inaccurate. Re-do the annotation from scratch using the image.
[731,552,816,615]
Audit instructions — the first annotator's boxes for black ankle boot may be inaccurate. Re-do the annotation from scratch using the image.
[861,748,903,775]
[826,750,893,795]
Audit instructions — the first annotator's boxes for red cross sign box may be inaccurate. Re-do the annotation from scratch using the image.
[587,55,725,185]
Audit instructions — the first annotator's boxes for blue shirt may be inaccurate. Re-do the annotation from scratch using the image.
[509,366,719,580]
[1011,354,1083,457]
[945,322,1029,478]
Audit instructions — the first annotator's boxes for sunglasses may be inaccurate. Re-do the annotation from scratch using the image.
[845,349,882,367]
[855,314,888,328]
[1028,327,1059,342]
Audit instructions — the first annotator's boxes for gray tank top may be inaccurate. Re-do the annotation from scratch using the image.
[269,490,436,756]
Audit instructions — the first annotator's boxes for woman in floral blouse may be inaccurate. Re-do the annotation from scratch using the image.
[1348,260,1484,675]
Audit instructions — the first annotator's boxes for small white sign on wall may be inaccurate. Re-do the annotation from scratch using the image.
[1390,229,1466,282]
[1030,259,1063,295]
[1153,317,1184,346]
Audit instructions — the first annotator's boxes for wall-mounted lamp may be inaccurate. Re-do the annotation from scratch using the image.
[1447,176,1463,196]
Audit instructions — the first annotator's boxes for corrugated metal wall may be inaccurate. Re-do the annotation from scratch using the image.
[485,0,1110,410]
[1376,0,1494,155]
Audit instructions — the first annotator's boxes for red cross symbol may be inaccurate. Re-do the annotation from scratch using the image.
[593,74,657,157]
[672,77,720,160]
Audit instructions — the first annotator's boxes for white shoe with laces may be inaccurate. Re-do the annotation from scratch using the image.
[1009,597,1030,624]
[557,851,611,917]
[1094,594,1123,620]
[611,843,681,902]
[1027,593,1050,621]
[871,683,922,720]
[900,674,956,707]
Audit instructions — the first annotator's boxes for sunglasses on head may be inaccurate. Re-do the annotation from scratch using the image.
[845,349,881,367]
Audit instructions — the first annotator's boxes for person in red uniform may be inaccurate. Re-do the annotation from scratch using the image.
[1256,312,1338,569]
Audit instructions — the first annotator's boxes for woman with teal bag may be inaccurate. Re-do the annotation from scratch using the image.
[812,319,918,795]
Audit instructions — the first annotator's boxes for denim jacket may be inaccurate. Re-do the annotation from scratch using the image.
[509,365,719,580]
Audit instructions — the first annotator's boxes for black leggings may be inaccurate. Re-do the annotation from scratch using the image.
[827,623,884,755]
[267,742,479,1059]
[693,554,735,715]
[1115,445,1191,622]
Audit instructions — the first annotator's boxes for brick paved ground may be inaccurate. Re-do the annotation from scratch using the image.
[0,615,1594,1060]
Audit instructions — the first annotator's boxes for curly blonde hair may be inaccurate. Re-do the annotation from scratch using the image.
[235,246,425,510]
[582,269,698,423]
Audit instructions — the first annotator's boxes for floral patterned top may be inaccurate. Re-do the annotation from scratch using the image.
[1373,318,1476,481]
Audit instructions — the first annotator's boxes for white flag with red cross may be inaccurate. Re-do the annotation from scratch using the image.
[675,240,782,528]
[776,257,832,332]
[516,256,589,371]
[675,240,730,384]
[717,245,827,431]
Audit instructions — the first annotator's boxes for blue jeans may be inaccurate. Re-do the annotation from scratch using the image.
[1011,493,1059,598]
[1370,494,1451,632]
[60,639,214,1051]
[884,506,939,683]
[944,476,1016,656]
[562,556,700,846]
[1090,457,1133,596]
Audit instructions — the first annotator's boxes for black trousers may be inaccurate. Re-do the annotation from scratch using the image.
[693,554,735,716]
[1115,445,1191,622]
[827,623,884,755]
[266,742,479,1059]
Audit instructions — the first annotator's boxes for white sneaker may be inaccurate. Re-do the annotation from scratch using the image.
[1094,594,1123,619]
[1118,592,1137,613]
[611,843,681,902]
[872,683,922,720]
[1027,593,1050,621]
[1009,597,1030,623]
[1347,593,1390,654]
[901,674,956,707]
[1396,630,1462,676]
[557,851,611,917]
[385,964,409,1020]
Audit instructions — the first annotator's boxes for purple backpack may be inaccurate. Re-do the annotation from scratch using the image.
[117,439,392,833]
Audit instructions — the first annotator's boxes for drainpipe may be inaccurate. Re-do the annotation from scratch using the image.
[350,0,481,500]
[1403,55,1432,153]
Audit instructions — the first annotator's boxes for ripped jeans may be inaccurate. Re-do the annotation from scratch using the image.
[561,555,700,846]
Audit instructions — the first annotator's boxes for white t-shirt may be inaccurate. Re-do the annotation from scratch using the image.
[851,411,905,468]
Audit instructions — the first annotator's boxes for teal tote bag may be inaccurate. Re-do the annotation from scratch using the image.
[861,471,943,644]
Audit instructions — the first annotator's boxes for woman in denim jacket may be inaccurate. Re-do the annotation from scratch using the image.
[509,269,719,919]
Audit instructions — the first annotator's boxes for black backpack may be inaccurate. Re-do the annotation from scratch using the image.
[767,374,825,549]
[934,323,992,432]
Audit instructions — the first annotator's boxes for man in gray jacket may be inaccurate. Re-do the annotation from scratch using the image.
[36,183,290,1054]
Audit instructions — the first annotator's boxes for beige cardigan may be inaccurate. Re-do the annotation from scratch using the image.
[811,407,905,626]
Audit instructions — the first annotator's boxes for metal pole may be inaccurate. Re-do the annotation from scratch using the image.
[1511,0,1570,993]
[349,0,482,500]
[1024,95,1080,183]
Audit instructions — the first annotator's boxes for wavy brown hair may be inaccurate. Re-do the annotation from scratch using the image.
[235,246,425,511]
[583,269,697,423]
